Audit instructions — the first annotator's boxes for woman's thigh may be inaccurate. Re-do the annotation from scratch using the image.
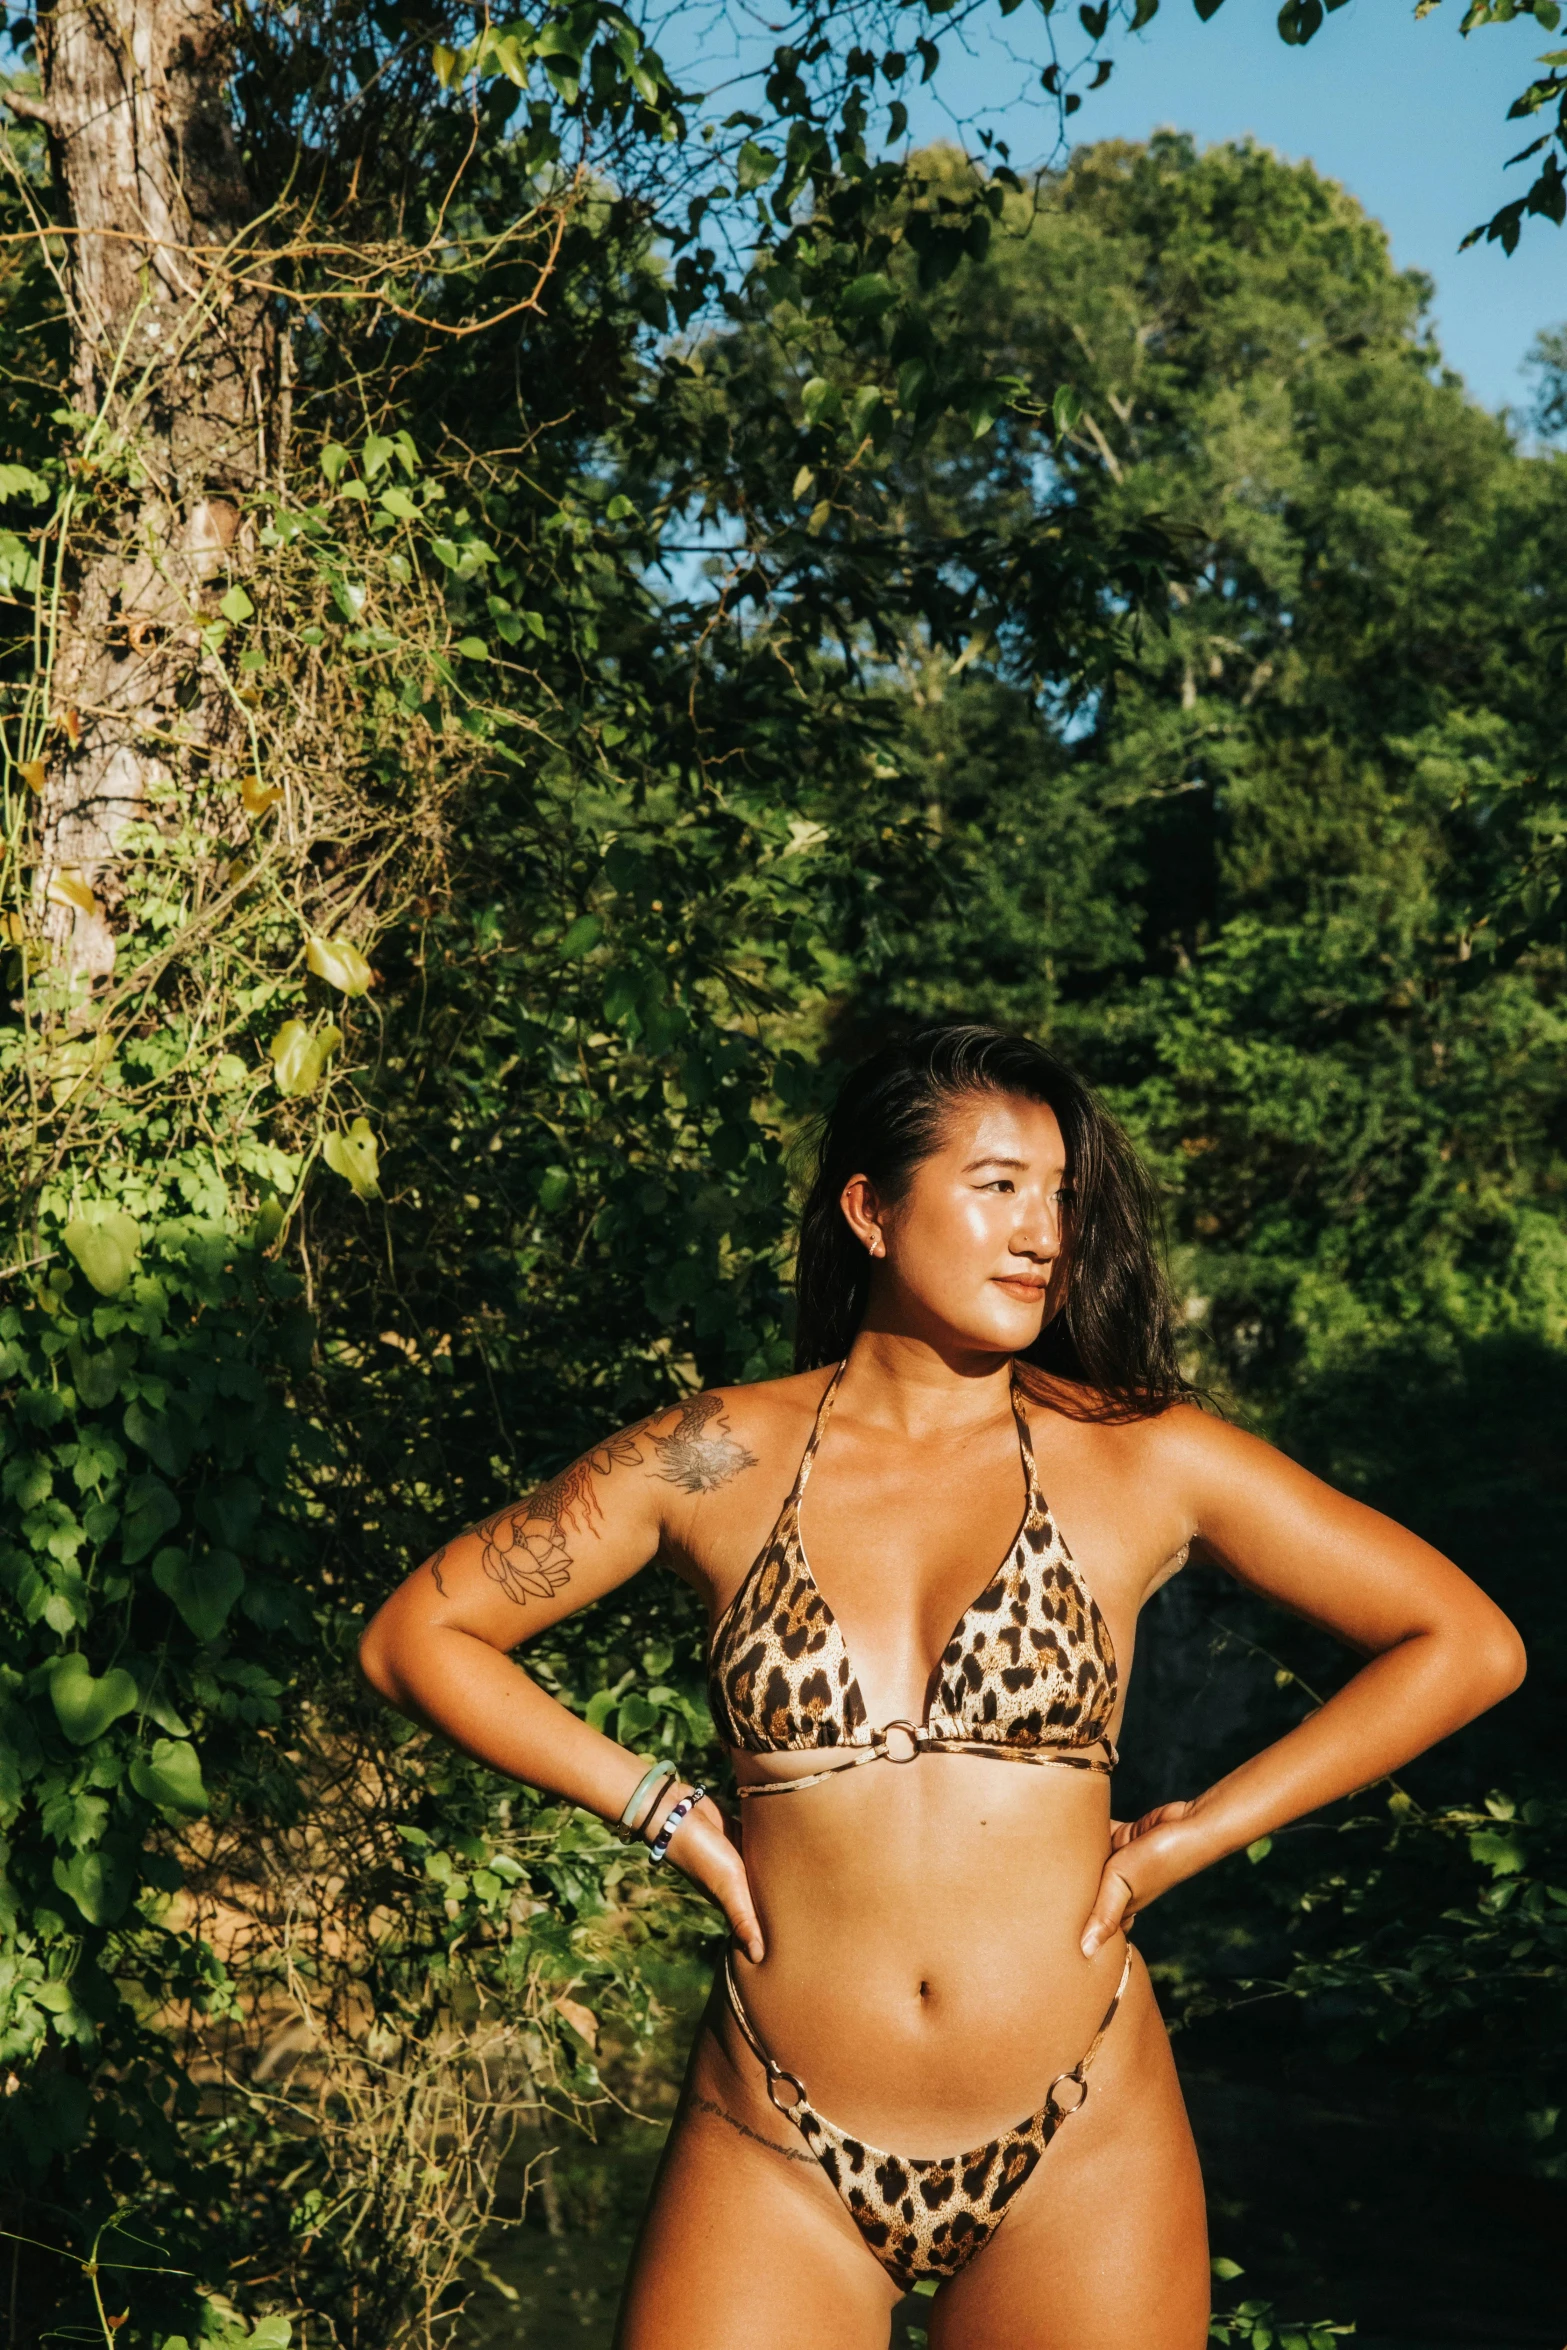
[928,1952,1210,2350]
[615,2006,902,2350]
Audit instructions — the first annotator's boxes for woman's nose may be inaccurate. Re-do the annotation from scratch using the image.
[1011,1215,1059,1260]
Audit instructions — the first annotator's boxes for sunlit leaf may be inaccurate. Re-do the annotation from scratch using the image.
[241,771,284,816]
[47,867,98,918]
[552,1993,599,2047]
[324,1116,381,1199]
[306,934,374,995]
[53,1847,132,1926]
[63,1212,142,1296]
[270,1018,343,1098]
[129,1738,209,1816]
[50,1653,139,1744]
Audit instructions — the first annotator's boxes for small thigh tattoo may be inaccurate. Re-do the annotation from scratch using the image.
[421,1390,758,1608]
[689,2092,816,2166]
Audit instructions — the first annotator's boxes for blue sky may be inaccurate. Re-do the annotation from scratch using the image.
[662,0,1567,419]
[921,0,1566,417]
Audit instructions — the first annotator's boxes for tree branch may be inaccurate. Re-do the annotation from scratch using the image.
[1,89,58,128]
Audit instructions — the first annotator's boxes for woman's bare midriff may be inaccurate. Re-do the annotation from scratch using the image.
[725,1750,1129,2151]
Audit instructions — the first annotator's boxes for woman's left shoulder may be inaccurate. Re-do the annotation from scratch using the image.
[1015,1369,1240,1458]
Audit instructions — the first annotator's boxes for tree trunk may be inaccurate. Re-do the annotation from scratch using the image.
[9,0,277,982]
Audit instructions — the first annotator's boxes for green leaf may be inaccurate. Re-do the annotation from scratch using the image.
[801,376,839,429]
[897,357,933,413]
[455,635,490,659]
[129,1737,208,1816]
[252,1197,286,1249]
[585,1688,619,1734]
[848,385,884,444]
[120,1474,181,1565]
[219,585,255,623]
[152,1545,245,1641]
[67,1341,120,1410]
[269,1017,343,1098]
[0,462,49,503]
[50,1653,139,1745]
[379,486,419,521]
[736,138,779,191]
[617,1693,658,1740]
[52,1845,132,1926]
[1246,1835,1273,1862]
[1053,384,1084,437]
[321,443,349,483]
[124,1398,188,1479]
[966,383,1004,439]
[323,1117,381,1200]
[559,915,602,959]
[306,934,373,995]
[62,1213,142,1297]
[1468,1826,1526,1875]
[1212,2257,1245,2281]
[840,271,899,320]
[363,434,393,479]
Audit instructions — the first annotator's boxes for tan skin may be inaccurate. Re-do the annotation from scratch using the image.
[359,1092,1526,2350]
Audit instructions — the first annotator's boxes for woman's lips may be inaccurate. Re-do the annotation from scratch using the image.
[993,1276,1048,1298]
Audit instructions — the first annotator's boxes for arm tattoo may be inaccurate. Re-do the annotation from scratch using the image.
[648,1390,760,1496]
[421,1392,757,1608]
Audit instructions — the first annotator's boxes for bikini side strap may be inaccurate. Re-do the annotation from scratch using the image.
[792,1359,847,1499]
[1081,1948,1134,2076]
[722,1947,771,2065]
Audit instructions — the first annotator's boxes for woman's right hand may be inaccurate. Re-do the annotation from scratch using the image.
[664,1795,764,1963]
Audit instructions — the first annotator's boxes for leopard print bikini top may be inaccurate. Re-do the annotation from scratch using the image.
[707,1361,1119,1799]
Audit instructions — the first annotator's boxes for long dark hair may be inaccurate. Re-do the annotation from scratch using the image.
[793,1023,1190,1415]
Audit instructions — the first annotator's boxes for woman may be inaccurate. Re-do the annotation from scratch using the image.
[359,1023,1525,2349]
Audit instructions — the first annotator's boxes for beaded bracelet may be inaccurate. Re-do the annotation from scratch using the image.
[614,1759,677,1845]
[647,1783,707,1868]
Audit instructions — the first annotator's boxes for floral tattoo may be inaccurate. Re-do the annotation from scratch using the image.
[424,1391,757,1606]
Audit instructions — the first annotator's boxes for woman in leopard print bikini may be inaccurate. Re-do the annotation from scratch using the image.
[361,1023,1524,2349]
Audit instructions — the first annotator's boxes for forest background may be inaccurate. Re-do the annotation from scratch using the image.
[0,2,1564,2348]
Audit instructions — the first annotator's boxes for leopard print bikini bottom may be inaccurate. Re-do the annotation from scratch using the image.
[720,1946,1133,2290]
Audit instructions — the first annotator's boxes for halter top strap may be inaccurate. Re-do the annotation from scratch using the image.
[792,1359,847,1500]
[1008,1366,1043,1516]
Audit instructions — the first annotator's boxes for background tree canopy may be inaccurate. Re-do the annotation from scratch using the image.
[0,6,1562,2349]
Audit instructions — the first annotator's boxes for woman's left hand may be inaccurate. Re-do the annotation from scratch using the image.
[1080,1799,1206,1957]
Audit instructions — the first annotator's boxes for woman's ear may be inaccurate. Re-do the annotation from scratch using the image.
[839,1173,887,1260]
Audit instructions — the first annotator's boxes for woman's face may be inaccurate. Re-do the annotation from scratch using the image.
[841,1090,1070,1357]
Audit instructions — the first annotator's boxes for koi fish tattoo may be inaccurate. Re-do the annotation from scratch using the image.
[423,1391,757,1607]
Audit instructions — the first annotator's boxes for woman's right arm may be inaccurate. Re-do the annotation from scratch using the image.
[357,1396,765,1959]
